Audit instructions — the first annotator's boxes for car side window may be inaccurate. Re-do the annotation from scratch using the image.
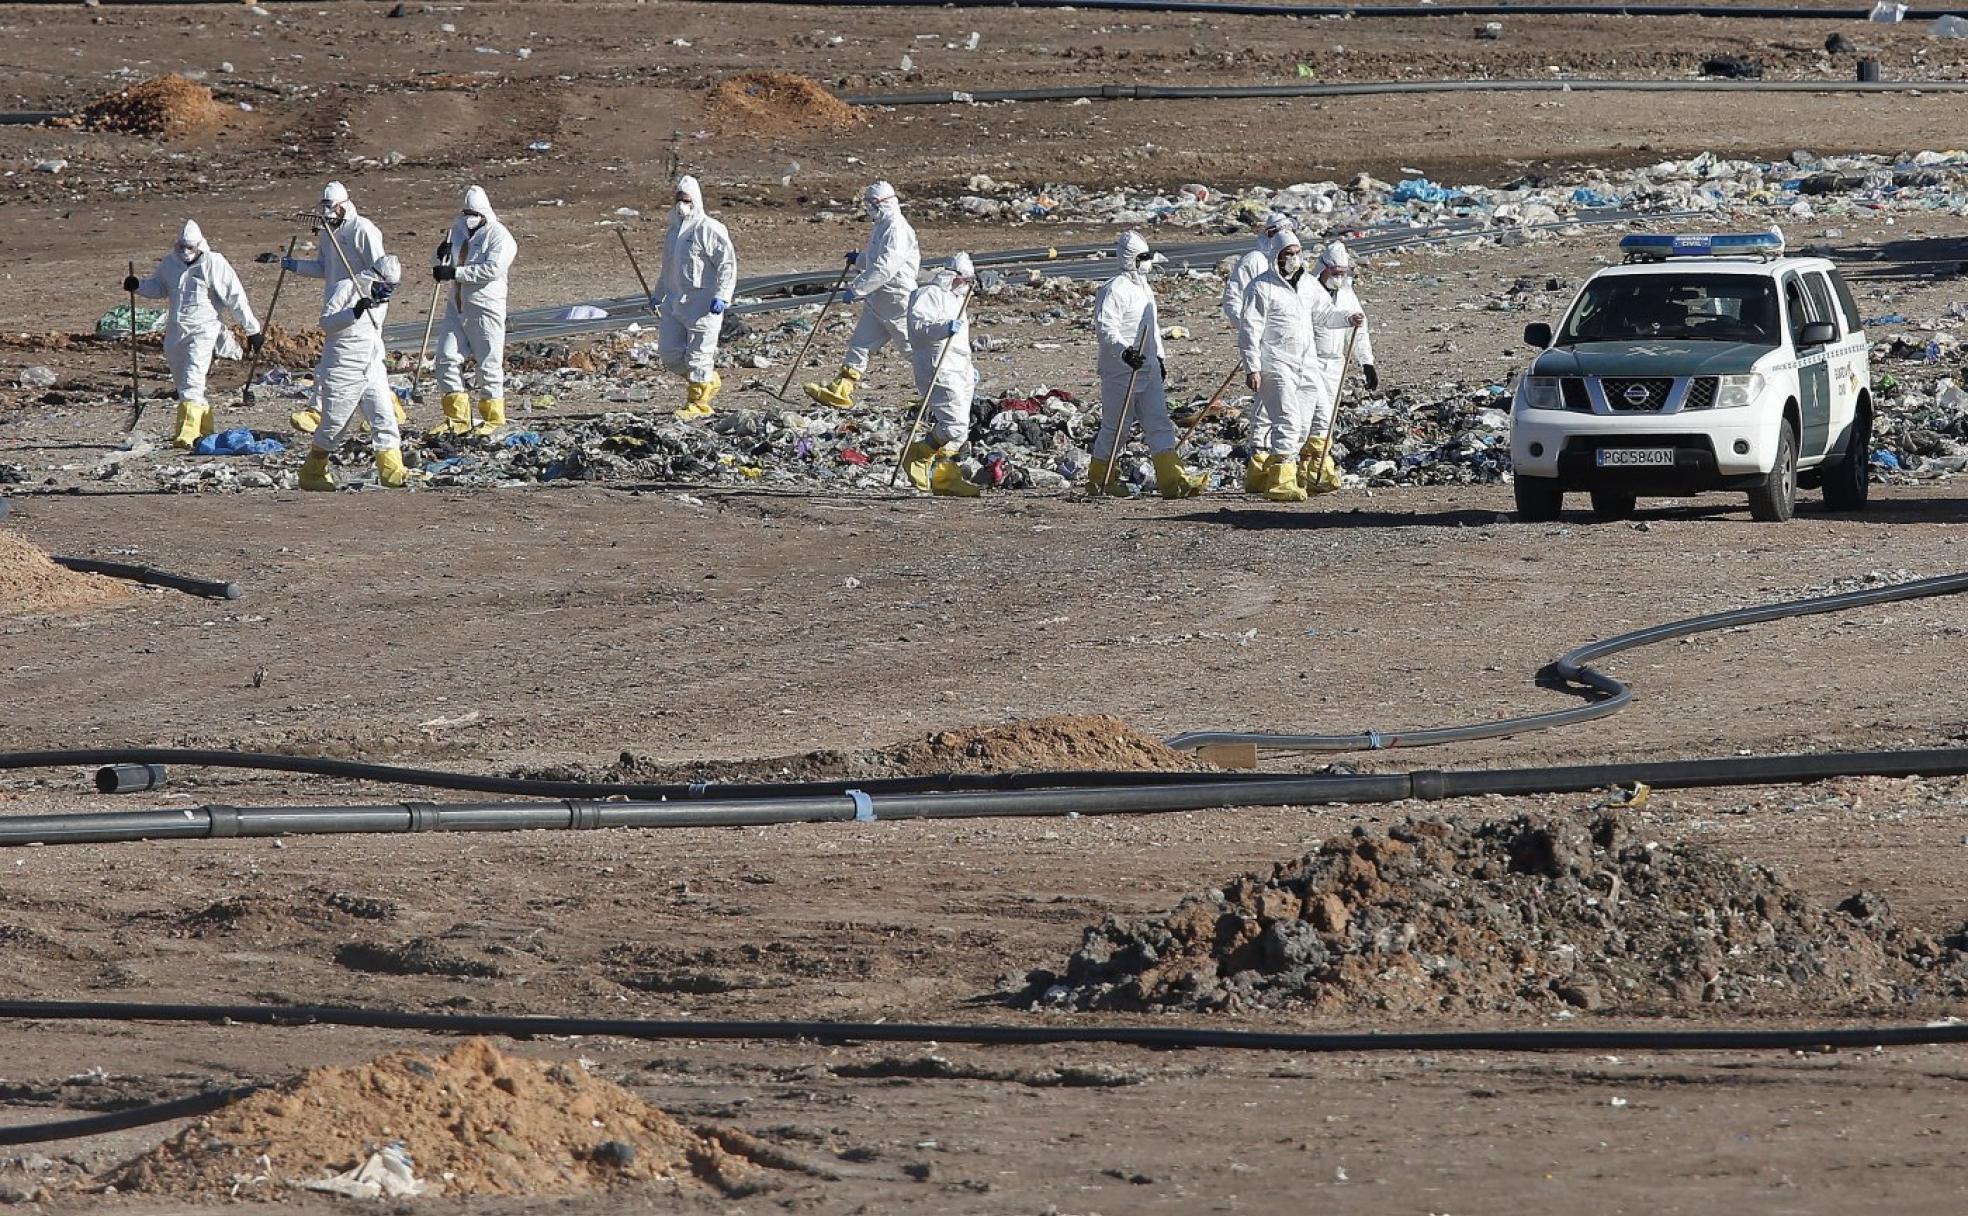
[1827,268,1864,332]
[1803,273,1840,338]
[1781,274,1811,344]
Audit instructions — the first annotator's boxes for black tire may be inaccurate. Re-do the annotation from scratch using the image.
[1588,489,1637,521]
[1513,474,1564,522]
[1747,419,1798,522]
[1822,406,1872,513]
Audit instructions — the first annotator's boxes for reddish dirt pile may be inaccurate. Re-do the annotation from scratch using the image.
[72,73,228,140]
[1032,812,1968,1017]
[705,71,864,135]
[0,532,133,617]
[526,714,1202,786]
[103,1039,770,1200]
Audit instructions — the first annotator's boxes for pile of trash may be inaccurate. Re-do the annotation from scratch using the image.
[940,150,1968,238]
[1026,812,1968,1017]
[102,1038,775,1199]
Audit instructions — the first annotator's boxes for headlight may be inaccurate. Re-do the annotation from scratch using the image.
[1519,376,1564,411]
[1713,373,1766,409]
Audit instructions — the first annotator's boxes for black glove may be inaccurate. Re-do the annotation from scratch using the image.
[1362,363,1379,392]
[1158,357,1167,383]
[433,264,456,283]
[122,275,140,292]
[1122,345,1146,370]
[352,296,376,318]
[844,250,860,267]
[434,237,453,263]
[246,332,266,356]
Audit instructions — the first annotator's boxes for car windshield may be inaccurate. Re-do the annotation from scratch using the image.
[1557,273,1781,346]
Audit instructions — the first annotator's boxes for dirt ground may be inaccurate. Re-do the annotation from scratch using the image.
[4,2,1968,1213]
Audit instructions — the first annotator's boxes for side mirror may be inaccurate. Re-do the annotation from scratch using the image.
[1800,321,1837,346]
[1524,322,1553,348]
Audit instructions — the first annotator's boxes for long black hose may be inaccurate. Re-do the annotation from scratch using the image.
[3,745,1966,847]
[703,0,1954,17]
[49,556,241,601]
[847,78,1968,106]
[2,999,1968,1145]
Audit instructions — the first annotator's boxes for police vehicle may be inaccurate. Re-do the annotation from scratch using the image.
[1510,229,1872,523]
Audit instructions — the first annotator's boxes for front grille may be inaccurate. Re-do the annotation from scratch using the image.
[1560,378,1592,411]
[1599,376,1674,411]
[1684,376,1719,410]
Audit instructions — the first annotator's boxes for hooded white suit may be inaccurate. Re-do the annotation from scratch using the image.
[1236,242,1357,457]
[655,176,737,384]
[842,182,921,373]
[904,255,976,448]
[312,255,403,456]
[1220,213,1295,330]
[1091,231,1178,460]
[133,220,259,407]
[293,181,390,330]
[434,184,518,403]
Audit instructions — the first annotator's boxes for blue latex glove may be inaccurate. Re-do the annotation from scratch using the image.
[841,288,859,304]
[648,293,664,312]
[709,298,727,315]
[844,251,860,266]
[280,256,300,273]
[946,319,961,337]
[370,281,396,303]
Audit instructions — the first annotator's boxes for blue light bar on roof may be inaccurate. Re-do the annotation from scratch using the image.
[1619,229,1786,261]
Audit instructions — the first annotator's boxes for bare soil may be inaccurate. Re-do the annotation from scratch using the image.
[0,529,132,617]
[2,3,1968,1214]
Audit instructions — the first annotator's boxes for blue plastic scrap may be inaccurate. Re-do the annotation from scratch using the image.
[1569,186,1620,208]
[191,428,285,457]
[1872,450,1903,470]
[1390,178,1462,205]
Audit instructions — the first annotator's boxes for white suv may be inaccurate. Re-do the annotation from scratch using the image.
[1510,230,1873,522]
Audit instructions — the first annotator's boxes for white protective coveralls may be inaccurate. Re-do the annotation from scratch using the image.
[900,254,980,496]
[655,176,738,418]
[1219,212,1295,330]
[1310,241,1375,407]
[132,220,260,446]
[291,182,389,326]
[804,182,920,408]
[306,255,405,493]
[1089,232,1205,498]
[433,184,518,430]
[1236,245,1358,460]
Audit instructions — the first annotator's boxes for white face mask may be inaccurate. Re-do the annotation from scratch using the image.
[464,213,485,231]
[865,198,886,220]
[1323,270,1351,289]
[322,204,345,229]
[1279,252,1302,276]
[179,246,201,264]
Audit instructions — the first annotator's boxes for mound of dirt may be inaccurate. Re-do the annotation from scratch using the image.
[523,715,1203,786]
[103,1039,771,1200]
[705,71,864,136]
[1030,812,1968,1017]
[71,74,228,140]
[0,532,133,617]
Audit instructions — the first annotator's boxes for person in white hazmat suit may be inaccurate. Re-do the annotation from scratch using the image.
[1088,231,1206,499]
[804,181,920,410]
[430,185,518,435]
[653,176,737,422]
[1237,233,1363,502]
[299,255,409,492]
[286,181,399,435]
[124,220,262,449]
[1220,211,1297,490]
[900,253,981,497]
[1299,240,1378,491]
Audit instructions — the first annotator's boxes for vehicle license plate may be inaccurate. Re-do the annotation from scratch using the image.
[1596,448,1675,468]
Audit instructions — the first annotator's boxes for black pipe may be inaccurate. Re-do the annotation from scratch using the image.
[50,556,240,601]
[0,1086,263,1148]
[846,78,1968,106]
[4,746,1967,848]
[695,0,1953,18]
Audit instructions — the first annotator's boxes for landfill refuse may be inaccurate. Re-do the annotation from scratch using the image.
[190,427,286,457]
[1700,55,1764,79]
[15,366,56,388]
[96,304,166,337]
[302,1145,429,1200]
[1934,14,1968,38]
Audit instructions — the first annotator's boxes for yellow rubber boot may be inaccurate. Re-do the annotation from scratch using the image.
[392,393,408,428]
[674,381,712,422]
[1086,457,1132,497]
[701,369,723,409]
[803,366,860,410]
[299,449,336,492]
[374,447,409,488]
[1153,450,1207,499]
[197,402,219,437]
[435,391,473,435]
[476,397,506,431]
[1265,459,1309,502]
[289,408,321,435]
[902,439,937,491]
[929,446,981,497]
[171,401,207,449]
[1301,436,1342,494]
[1243,452,1271,494]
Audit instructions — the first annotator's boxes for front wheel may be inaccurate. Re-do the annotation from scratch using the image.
[1513,474,1564,522]
[1822,407,1872,512]
[1588,489,1637,521]
[1747,419,1798,522]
